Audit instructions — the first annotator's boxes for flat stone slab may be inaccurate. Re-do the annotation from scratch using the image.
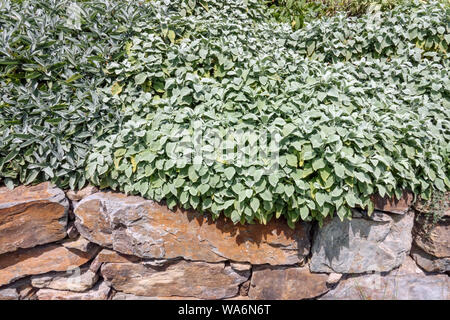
[74,192,311,265]
[248,265,329,300]
[0,242,99,286]
[413,215,449,258]
[0,182,69,254]
[31,266,99,292]
[371,190,414,214]
[410,245,450,273]
[310,210,414,273]
[101,260,249,300]
[321,273,449,300]
[36,281,110,300]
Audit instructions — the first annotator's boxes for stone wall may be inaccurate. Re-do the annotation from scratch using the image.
[0,182,448,300]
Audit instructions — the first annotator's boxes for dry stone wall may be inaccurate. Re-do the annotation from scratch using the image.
[0,183,448,300]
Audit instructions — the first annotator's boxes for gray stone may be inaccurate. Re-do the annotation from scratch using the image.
[0,288,19,300]
[310,210,414,273]
[31,267,99,292]
[0,278,35,300]
[36,281,110,300]
[112,292,156,300]
[320,273,449,300]
[411,245,450,273]
[393,255,425,275]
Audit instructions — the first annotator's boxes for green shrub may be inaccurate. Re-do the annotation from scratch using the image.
[0,0,449,227]
[263,0,449,30]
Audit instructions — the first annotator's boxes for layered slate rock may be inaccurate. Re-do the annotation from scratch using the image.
[0,182,69,254]
[101,260,250,299]
[411,245,450,273]
[0,288,19,300]
[0,242,99,286]
[74,192,311,265]
[371,190,414,214]
[0,278,35,300]
[248,265,329,300]
[395,255,425,275]
[320,273,449,300]
[411,195,449,273]
[112,292,199,300]
[36,281,110,300]
[310,210,414,273]
[413,215,449,258]
[31,266,99,292]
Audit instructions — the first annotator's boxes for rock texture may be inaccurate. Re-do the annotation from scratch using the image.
[394,255,425,275]
[0,288,19,300]
[248,266,329,300]
[0,182,68,254]
[111,292,199,300]
[36,281,110,300]
[413,215,449,258]
[371,190,413,214]
[112,292,160,300]
[66,186,98,201]
[410,245,450,273]
[31,267,99,292]
[0,243,98,286]
[310,210,415,273]
[74,192,310,265]
[101,260,250,299]
[321,273,449,300]
[62,237,95,253]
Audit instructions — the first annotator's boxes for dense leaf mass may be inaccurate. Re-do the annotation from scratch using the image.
[0,0,449,226]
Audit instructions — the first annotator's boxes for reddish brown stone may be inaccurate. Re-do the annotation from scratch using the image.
[0,242,99,286]
[370,190,413,214]
[89,249,141,273]
[0,182,68,254]
[62,236,95,253]
[413,215,449,258]
[239,280,251,296]
[101,260,249,299]
[74,192,311,265]
[248,265,329,300]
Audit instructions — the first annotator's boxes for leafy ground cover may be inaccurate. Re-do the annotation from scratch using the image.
[263,0,450,30]
[0,0,449,226]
